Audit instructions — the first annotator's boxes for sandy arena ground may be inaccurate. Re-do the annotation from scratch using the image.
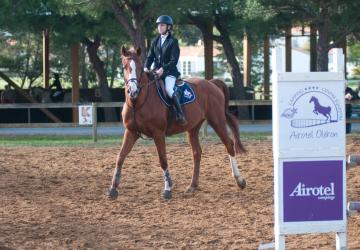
[1,137,360,249]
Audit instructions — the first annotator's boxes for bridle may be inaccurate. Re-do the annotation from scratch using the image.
[123,62,144,100]
[122,57,158,108]
[122,56,154,140]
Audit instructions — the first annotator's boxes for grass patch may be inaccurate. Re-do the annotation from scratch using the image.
[0,135,121,147]
[0,132,271,147]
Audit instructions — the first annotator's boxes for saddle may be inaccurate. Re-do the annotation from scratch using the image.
[157,78,184,99]
[155,78,196,107]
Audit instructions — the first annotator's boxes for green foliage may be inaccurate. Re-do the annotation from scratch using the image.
[239,0,280,39]
[0,0,129,89]
[349,37,360,66]
[0,32,42,88]
[2,0,359,90]
[260,0,360,46]
[175,25,202,46]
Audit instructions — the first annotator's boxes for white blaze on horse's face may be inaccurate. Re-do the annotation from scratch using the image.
[127,59,139,99]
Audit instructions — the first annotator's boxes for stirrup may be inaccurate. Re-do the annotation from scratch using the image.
[176,113,187,125]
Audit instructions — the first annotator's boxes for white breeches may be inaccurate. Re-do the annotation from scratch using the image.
[165,75,176,97]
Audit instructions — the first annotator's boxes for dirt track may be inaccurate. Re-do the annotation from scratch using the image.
[1,137,360,249]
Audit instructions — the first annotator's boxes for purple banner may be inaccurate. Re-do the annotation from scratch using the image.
[283,160,343,222]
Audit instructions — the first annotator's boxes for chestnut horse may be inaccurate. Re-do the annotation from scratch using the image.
[106,47,246,199]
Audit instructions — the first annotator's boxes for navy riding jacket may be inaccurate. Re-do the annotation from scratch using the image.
[144,33,181,78]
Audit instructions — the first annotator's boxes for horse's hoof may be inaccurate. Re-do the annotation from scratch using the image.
[236,177,246,189]
[106,188,118,200]
[162,190,172,199]
[185,186,198,193]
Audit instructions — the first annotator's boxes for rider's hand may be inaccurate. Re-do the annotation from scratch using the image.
[144,68,150,73]
[345,93,353,100]
[156,67,164,77]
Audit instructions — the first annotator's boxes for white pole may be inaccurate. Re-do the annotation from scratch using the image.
[336,232,347,250]
[332,48,345,74]
[275,234,285,250]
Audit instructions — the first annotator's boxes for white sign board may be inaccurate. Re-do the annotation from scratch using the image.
[272,48,347,250]
[78,105,93,125]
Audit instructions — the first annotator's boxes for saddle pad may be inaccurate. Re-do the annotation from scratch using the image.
[156,81,196,107]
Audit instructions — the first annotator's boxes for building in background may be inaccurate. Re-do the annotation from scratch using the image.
[178,40,221,78]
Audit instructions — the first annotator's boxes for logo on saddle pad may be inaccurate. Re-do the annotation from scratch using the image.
[183,89,193,99]
[281,86,343,128]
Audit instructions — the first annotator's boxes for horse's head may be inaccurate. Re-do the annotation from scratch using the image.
[309,96,316,103]
[121,46,143,100]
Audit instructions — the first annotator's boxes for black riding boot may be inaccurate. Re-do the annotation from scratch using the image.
[172,91,187,125]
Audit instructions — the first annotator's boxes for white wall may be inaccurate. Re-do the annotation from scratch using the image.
[271,45,310,73]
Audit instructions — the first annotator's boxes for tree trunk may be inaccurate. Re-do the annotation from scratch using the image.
[21,55,29,88]
[188,13,249,118]
[21,47,31,88]
[111,1,147,62]
[133,26,147,62]
[310,23,317,72]
[221,35,250,118]
[28,74,41,89]
[110,47,119,88]
[316,7,330,72]
[83,36,117,122]
[221,35,246,100]
[263,35,270,100]
[80,45,88,89]
[285,26,292,72]
[317,24,330,71]
[203,23,213,80]
[28,42,41,89]
[340,37,347,78]
[212,16,246,97]
[42,29,50,88]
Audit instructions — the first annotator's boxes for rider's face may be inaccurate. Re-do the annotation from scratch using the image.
[157,23,168,35]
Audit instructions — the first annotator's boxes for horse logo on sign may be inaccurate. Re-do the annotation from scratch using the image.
[281,86,343,128]
[309,96,332,121]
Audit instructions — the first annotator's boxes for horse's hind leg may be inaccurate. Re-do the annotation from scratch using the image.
[185,122,203,193]
[207,116,246,189]
[106,129,139,199]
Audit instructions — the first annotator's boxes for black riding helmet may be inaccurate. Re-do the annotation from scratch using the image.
[156,15,174,26]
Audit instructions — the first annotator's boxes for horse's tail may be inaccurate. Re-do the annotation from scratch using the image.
[209,79,246,154]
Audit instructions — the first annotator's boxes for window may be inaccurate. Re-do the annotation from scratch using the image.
[182,61,187,75]
[182,61,192,75]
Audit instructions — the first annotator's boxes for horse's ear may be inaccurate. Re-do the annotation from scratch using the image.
[121,46,129,56]
[136,47,141,56]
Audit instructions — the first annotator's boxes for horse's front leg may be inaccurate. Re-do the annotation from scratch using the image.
[153,134,173,199]
[185,123,203,193]
[107,129,139,199]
